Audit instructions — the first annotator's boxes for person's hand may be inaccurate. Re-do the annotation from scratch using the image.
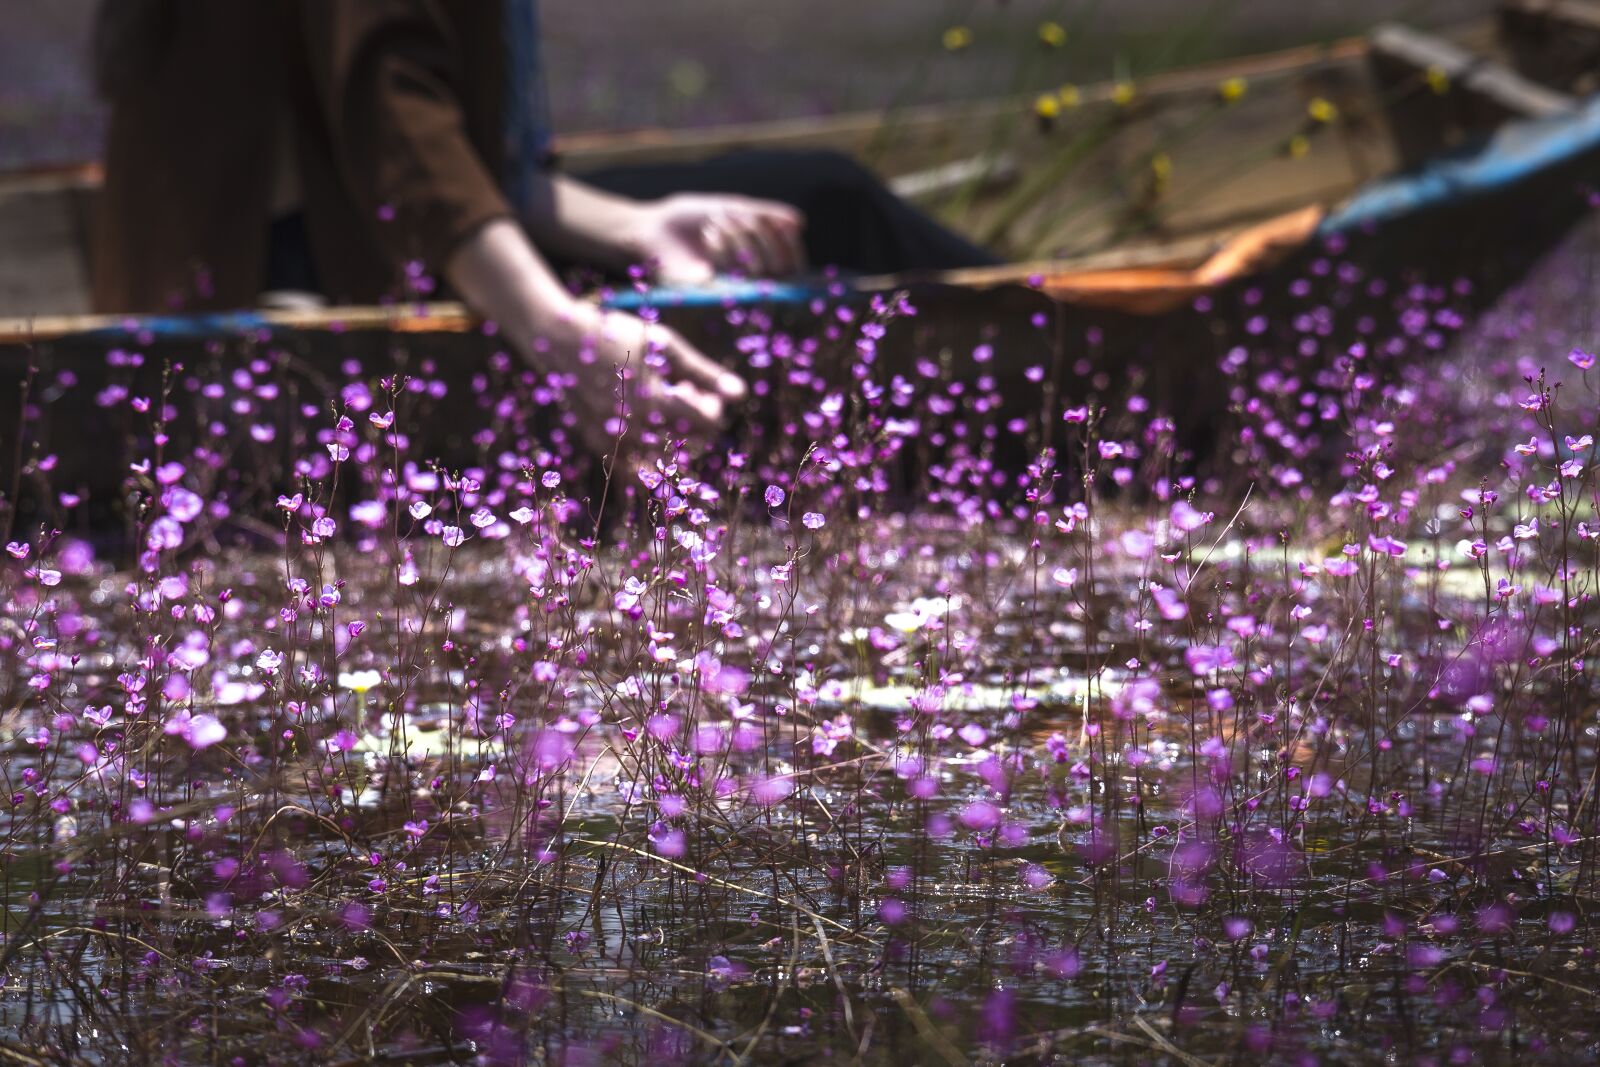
[445,219,748,460]
[541,301,747,455]
[623,194,806,285]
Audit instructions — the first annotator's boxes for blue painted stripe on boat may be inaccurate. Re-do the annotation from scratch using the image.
[1320,97,1600,235]
[74,312,276,339]
[599,278,828,310]
[56,282,828,340]
[70,283,825,337]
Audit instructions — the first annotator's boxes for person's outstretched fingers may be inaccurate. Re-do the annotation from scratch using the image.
[710,214,762,275]
[695,217,736,274]
[753,216,799,276]
[632,370,724,436]
[659,328,747,402]
[663,379,726,430]
[754,204,805,274]
[722,208,780,276]
[583,375,720,455]
[655,243,716,286]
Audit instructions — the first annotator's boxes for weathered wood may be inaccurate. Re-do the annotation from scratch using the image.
[1502,0,1600,35]
[1365,21,1576,169]
[0,170,98,320]
[887,154,1018,200]
[1499,0,1600,94]
[1372,22,1576,117]
[0,302,475,346]
[552,35,1377,168]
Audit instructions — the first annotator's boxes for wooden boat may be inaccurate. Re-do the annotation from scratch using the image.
[4,0,1600,345]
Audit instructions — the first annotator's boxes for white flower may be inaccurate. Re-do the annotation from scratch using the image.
[338,670,383,694]
[884,596,961,634]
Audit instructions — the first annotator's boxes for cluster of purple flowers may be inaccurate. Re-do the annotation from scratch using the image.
[5,213,1600,1063]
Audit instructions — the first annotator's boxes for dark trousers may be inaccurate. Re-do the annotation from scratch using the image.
[579,149,998,275]
[266,149,998,293]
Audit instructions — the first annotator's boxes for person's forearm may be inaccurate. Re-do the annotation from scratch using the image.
[517,171,649,271]
[444,218,590,362]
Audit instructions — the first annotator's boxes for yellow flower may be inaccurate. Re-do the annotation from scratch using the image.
[1426,65,1450,95]
[1150,152,1173,182]
[1307,97,1338,124]
[942,25,973,51]
[1218,77,1248,104]
[1287,134,1311,159]
[1038,21,1067,47]
[1058,84,1082,109]
[1035,93,1061,119]
[1111,81,1136,107]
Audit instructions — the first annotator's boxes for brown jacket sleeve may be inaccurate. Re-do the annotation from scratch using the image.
[296,1,511,284]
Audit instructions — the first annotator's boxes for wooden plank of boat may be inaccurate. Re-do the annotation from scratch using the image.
[1370,18,1581,169]
[1371,21,1576,118]
[1500,0,1600,94]
[555,35,1382,165]
[0,164,100,321]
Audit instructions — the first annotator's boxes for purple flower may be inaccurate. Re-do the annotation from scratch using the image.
[351,500,386,527]
[648,823,686,858]
[749,776,793,806]
[763,485,785,509]
[707,955,747,980]
[164,711,226,750]
[147,516,184,552]
[1170,499,1211,532]
[959,800,1002,830]
[1185,644,1237,676]
[166,487,203,522]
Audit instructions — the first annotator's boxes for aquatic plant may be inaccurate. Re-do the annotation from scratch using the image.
[4,209,1600,1065]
